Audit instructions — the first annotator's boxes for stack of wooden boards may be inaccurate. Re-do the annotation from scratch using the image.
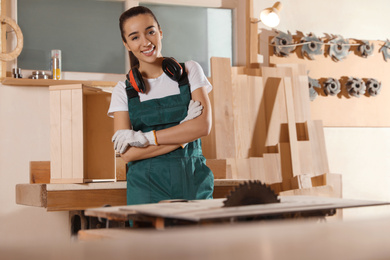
[202,57,341,197]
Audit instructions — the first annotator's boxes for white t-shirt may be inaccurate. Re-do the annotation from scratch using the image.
[108,60,212,118]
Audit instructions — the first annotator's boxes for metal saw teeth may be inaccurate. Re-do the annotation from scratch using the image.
[358,40,374,58]
[223,180,280,207]
[271,30,295,57]
[328,36,351,62]
[301,33,323,60]
[380,39,390,61]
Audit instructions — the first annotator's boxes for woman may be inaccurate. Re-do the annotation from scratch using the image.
[108,6,214,205]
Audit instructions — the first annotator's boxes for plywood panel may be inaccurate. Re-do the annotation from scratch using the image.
[210,57,236,158]
[85,93,115,180]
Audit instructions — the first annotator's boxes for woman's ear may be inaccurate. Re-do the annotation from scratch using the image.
[123,41,131,51]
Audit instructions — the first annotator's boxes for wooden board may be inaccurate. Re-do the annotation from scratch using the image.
[85,196,390,223]
[30,161,50,184]
[210,57,236,159]
[15,180,245,211]
[1,77,116,88]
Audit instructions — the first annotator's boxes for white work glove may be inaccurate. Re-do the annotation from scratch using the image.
[180,100,204,148]
[180,100,203,124]
[112,129,149,154]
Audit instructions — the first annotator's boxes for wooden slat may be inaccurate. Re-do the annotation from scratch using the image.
[263,153,282,184]
[72,88,84,181]
[210,57,236,158]
[30,161,50,184]
[116,155,127,181]
[60,89,74,181]
[248,76,267,157]
[50,90,62,181]
[2,78,116,87]
[283,77,302,178]
[306,120,330,176]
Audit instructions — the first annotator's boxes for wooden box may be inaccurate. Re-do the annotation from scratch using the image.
[50,84,115,183]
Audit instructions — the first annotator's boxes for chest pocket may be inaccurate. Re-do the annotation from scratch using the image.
[139,104,188,129]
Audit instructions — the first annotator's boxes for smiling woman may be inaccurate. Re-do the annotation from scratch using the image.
[109,6,215,207]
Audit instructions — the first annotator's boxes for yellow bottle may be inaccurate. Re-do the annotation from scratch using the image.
[51,49,62,80]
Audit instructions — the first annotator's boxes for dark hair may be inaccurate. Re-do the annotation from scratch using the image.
[119,6,160,68]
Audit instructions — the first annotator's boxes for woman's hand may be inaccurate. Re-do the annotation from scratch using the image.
[112,129,149,153]
[180,100,203,124]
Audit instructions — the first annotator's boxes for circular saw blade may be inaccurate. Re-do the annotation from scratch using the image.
[223,181,280,207]
[380,40,390,61]
[329,36,350,62]
[301,34,323,60]
[358,40,374,58]
[271,30,295,57]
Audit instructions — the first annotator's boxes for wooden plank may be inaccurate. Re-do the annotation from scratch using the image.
[15,184,47,207]
[50,90,62,181]
[46,189,126,211]
[283,77,302,177]
[248,75,267,157]
[85,93,115,180]
[30,161,50,184]
[278,143,292,191]
[201,79,217,159]
[263,153,282,184]
[235,158,252,179]
[298,140,313,175]
[249,157,265,181]
[276,64,311,122]
[290,174,312,190]
[72,88,84,181]
[232,73,249,158]
[15,181,241,211]
[60,89,74,181]
[210,57,236,158]
[206,159,227,179]
[2,78,116,87]
[116,155,127,181]
[306,120,330,176]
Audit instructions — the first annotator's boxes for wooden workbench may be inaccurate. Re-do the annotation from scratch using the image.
[15,179,246,211]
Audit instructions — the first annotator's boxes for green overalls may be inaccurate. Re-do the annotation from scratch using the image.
[125,64,214,205]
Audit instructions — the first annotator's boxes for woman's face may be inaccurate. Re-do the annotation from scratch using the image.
[122,13,163,65]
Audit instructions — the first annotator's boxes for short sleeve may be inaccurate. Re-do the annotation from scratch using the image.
[185,60,212,93]
[107,81,128,118]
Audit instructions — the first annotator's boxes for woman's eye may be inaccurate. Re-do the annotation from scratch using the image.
[131,36,138,41]
[148,30,156,35]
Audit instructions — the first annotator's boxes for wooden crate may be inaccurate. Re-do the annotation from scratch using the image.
[50,84,115,183]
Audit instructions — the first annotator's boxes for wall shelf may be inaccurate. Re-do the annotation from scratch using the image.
[1,77,116,88]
